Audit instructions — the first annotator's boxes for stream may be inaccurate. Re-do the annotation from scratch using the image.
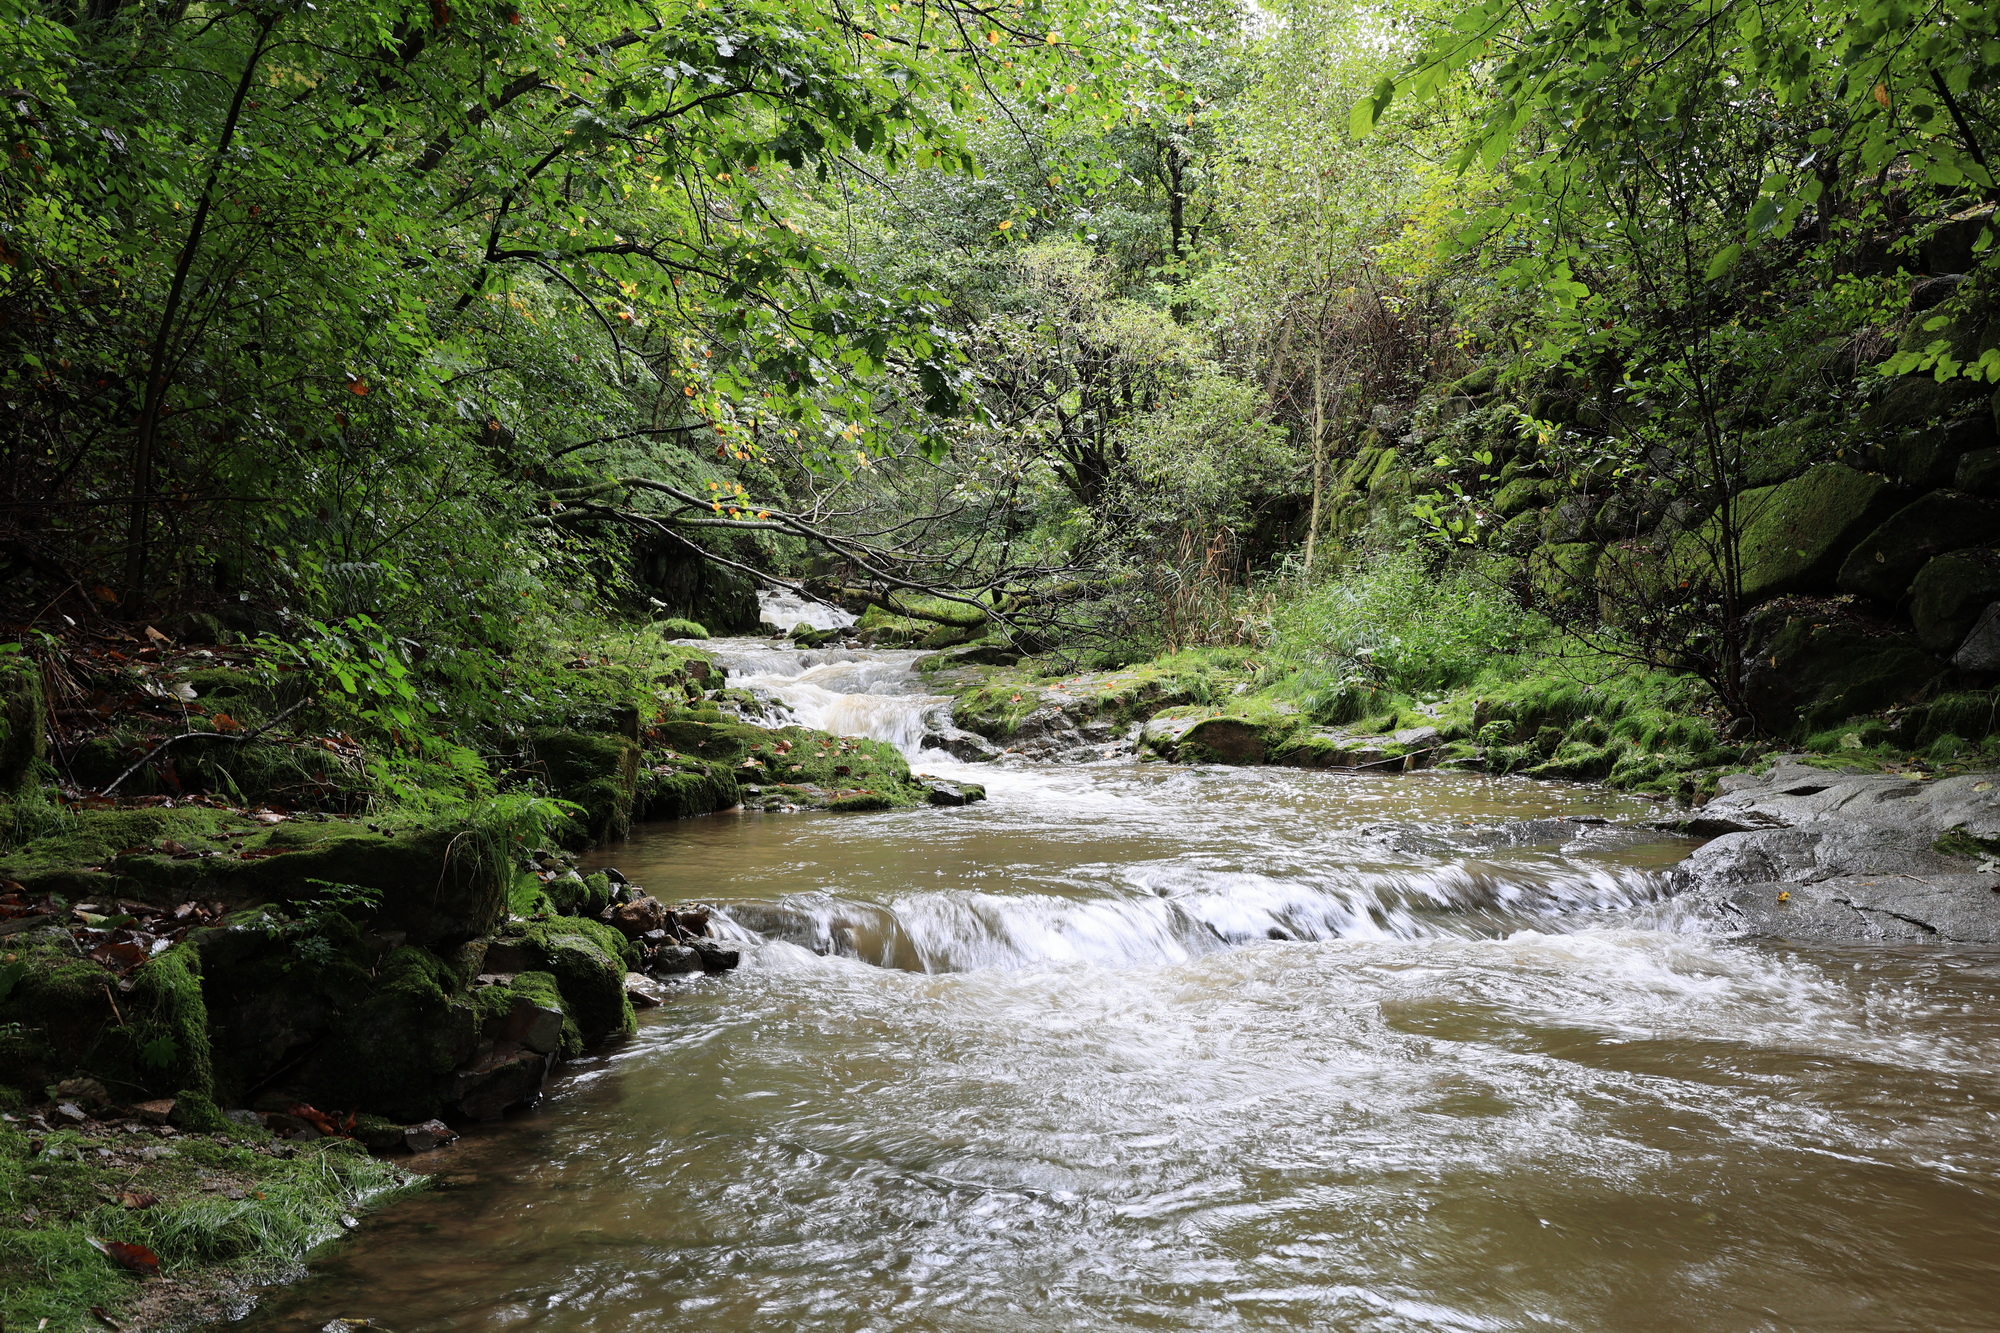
[229,622,2000,1333]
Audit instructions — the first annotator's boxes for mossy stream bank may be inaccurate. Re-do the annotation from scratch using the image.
[0,632,987,1333]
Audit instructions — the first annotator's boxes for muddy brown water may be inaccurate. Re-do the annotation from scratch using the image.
[227,630,2000,1332]
[223,760,2000,1333]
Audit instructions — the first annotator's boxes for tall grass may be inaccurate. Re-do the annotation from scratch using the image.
[1271,546,1539,697]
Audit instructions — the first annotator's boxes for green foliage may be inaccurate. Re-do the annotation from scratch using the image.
[1271,545,1539,696]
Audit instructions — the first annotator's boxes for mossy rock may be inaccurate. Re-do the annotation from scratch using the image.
[293,946,479,1122]
[1173,716,1302,765]
[489,922,634,1044]
[1877,414,1996,489]
[530,729,640,844]
[1859,371,1990,434]
[635,757,740,820]
[1742,612,1946,735]
[1444,365,1498,397]
[1956,447,2000,497]
[1909,549,2000,653]
[1733,464,1899,602]
[657,617,710,639]
[1528,542,1603,606]
[0,654,47,796]
[652,720,917,805]
[1836,490,2000,603]
[544,870,613,920]
[0,939,214,1104]
[1491,477,1548,518]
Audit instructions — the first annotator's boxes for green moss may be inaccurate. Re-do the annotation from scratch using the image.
[499,923,634,1044]
[1731,464,1898,601]
[0,652,48,796]
[530,729,640,844]
[0,1121,412,1333]
[651,720,918,805]
[0,939,215,1104]
[658,617,710,639]
[545,870,613,919]
[477,970,585,1058]
[294,945,476,1122]
[635,757,740,820]
[1907,549,2000,652]
[1935,826,2000,861]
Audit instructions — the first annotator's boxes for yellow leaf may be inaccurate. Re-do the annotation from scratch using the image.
[1873,83,1890,107]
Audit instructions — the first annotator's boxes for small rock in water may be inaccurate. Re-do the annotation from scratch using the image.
[602,894,667,938]
[690,938,741,972]
[648,945,702,976]
[624,972,669,1006]
[402,1120,457,1153]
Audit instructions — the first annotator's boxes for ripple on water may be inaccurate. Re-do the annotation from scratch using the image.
[224,640,2000,1333]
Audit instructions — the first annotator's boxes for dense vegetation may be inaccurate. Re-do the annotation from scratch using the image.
[3,3,1999,1323]
[5,0,1997,781]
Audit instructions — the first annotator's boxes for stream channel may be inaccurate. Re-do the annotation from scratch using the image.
[230,615,2000,1332]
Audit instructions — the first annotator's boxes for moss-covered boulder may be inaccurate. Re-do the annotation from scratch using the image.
[1175,717,1283,765]
[1957,447,2000,497]
[1909,549,2000,654]
[1733,464,1899,601]
[293,946,479,1122]
[0,653,46,795]
[1491,477,1548,518]
[1880,414,1996,489]
[634,757,740,820]
[1742,608,1946,734]
[0,938,214,1104]
[651,719,918,806]
[1528,541,1603,606]
[484,920,634,1045]
[531,729,640,844]
[1836,490,2000,603]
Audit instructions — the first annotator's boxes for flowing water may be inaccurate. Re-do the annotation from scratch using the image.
[229,627,2000,1333]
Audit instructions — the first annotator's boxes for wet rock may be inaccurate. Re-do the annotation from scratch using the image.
[1701,874,2000,943]
[648,945,702,976]
[689,938,740,972]
[920,778,986,806]
[401,1119,457,1152]
[930,725,1001,762]
[602,894,668,939]
[1953,603,2000,672]
[451,1045,552,1121]
[493,996,565,1055]
[1672,758,2000,943]
[624,972,669,1007]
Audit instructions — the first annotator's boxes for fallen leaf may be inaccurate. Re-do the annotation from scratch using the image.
[117,1191,158,1210]
[212,714,240,732]
[87,1236,160,1278]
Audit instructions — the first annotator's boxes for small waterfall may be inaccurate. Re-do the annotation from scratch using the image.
[699,592,951,757]
[755,588,857,633]
[709,858,1679,974]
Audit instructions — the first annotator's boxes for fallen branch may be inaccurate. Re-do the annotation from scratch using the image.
[101,696,314,797]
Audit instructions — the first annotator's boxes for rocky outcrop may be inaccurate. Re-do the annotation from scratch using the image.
[1668,758,2000,942]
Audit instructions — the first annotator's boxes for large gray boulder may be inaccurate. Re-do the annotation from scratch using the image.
[1668,758,2000,943]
